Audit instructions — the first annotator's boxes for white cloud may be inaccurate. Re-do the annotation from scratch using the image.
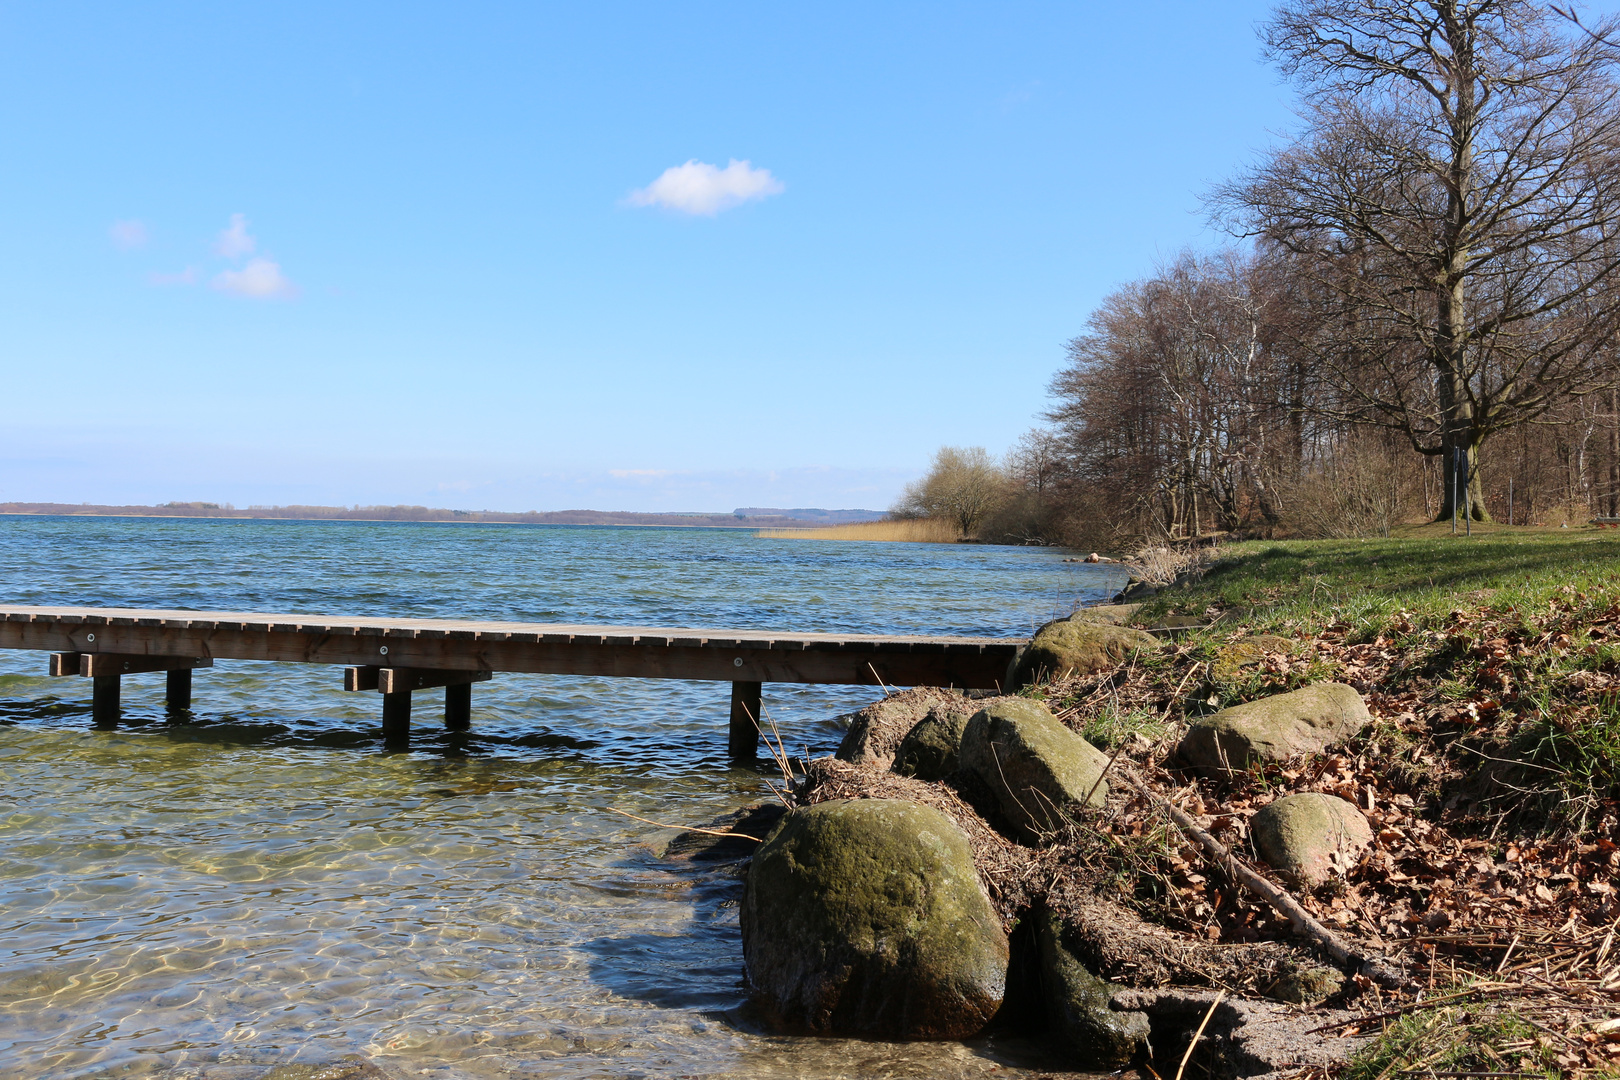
[627,159,784,216]
[215,213,257,259]
[609,468,677,479]
[109,219,149,250]
[212,257,297,299]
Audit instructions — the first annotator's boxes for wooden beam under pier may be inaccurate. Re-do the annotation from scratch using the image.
[48,651,212,724]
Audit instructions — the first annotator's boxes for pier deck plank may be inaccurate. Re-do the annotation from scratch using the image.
[0,605,1023,690]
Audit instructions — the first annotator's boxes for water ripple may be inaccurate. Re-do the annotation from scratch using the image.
[0,518,1124,1077]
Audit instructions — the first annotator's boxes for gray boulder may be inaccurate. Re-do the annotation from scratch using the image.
[1178,683,1370,773]
[1036,906,1150,1066]
[1251,792,1373,888]
[1070,603,1143,626]
[1009,619,1162,689]
[740,798,1008,1039]
[960,698,1111,843]
[834,687,969,769]
[894,705,974,780]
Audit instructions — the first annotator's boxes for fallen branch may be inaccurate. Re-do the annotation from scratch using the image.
[1116,765,1421,993]
[1173,989,1226,1080]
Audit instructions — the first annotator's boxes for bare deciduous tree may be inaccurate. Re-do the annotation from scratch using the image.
[892,446,1008,536]
[1217,0,1620,520]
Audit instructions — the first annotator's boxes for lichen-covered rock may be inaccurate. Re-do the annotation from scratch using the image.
[894,705,974,780]
[1265,961,1347,1006]
[960,698,1111,843]
[1177,683,1370,773]
[1009,619,1162,689]
[834,687,970,769]
[1036,906,1150,1067]
[1069,603,1143,626]
[740,798,1008,1039]
[1251,793,1373,888]
[1211,635,1295,680]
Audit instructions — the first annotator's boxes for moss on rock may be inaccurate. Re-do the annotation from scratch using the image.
[1251,792,1373,888]
[960,698,1111,843]
[894,706,974,781]
[1010,619,1162,690]
[1210,634,1295,680]
[1178,683,1370,773]
[1035,906,1151,1066]
[1069,603,1144,626]
[740,798,1008,1039]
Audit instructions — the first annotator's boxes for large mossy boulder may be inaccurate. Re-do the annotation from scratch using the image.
[1252,793,1373,888]
[835,687,973,769]
[960,699,1111,843]
[1069,603,1143,627]
[1010,619,1161,689]
[1036,907,1150,1066]
[1177,683,1370,773]
[740,798,1008,1039]
[894,706,974,780]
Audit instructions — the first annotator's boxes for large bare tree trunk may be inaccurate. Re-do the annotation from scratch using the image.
[1609,388,1619,518]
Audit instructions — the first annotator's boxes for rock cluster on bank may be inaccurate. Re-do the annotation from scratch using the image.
[722,599,1385,1077]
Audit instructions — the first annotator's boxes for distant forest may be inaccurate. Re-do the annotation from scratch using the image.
[0,502,885,529]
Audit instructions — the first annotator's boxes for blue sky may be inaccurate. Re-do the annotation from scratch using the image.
[0,1,1295,512]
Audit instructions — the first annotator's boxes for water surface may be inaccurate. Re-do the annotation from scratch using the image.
[0,517,1125,1078]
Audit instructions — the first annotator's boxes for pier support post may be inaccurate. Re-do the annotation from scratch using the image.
[382,691,411,746]
[729,681,762,761]
[92,675,120,727]
[166,668,192,713]
[445,682,471,731]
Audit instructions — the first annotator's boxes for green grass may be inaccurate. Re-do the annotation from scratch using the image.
[1072,703,1174,751]
[1144,525,1620,632]
[1342,1002,1560,1080]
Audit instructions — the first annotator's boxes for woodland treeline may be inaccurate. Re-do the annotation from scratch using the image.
[900,1,1620,547]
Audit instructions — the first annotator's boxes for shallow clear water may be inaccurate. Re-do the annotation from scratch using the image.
[0,517,1125,1078]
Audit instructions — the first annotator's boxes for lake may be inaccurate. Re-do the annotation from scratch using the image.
[0,516,1125,1078]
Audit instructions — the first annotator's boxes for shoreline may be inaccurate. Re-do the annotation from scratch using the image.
[0,501,883,530]
[711,530,1620,1078]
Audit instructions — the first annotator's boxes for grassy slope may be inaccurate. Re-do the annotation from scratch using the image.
[1146,525,1620,628]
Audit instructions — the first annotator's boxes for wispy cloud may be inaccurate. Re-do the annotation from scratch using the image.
[215,213,257,259]
[627,159,784,216]
[212,257,297,299]
[109,220,149,250]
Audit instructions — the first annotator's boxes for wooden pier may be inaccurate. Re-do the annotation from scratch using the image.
[0,605,1024,758]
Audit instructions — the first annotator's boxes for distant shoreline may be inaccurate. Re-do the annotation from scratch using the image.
[0,501,884,530]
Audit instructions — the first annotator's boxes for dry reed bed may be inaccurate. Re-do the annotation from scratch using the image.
[755,518,961,543]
